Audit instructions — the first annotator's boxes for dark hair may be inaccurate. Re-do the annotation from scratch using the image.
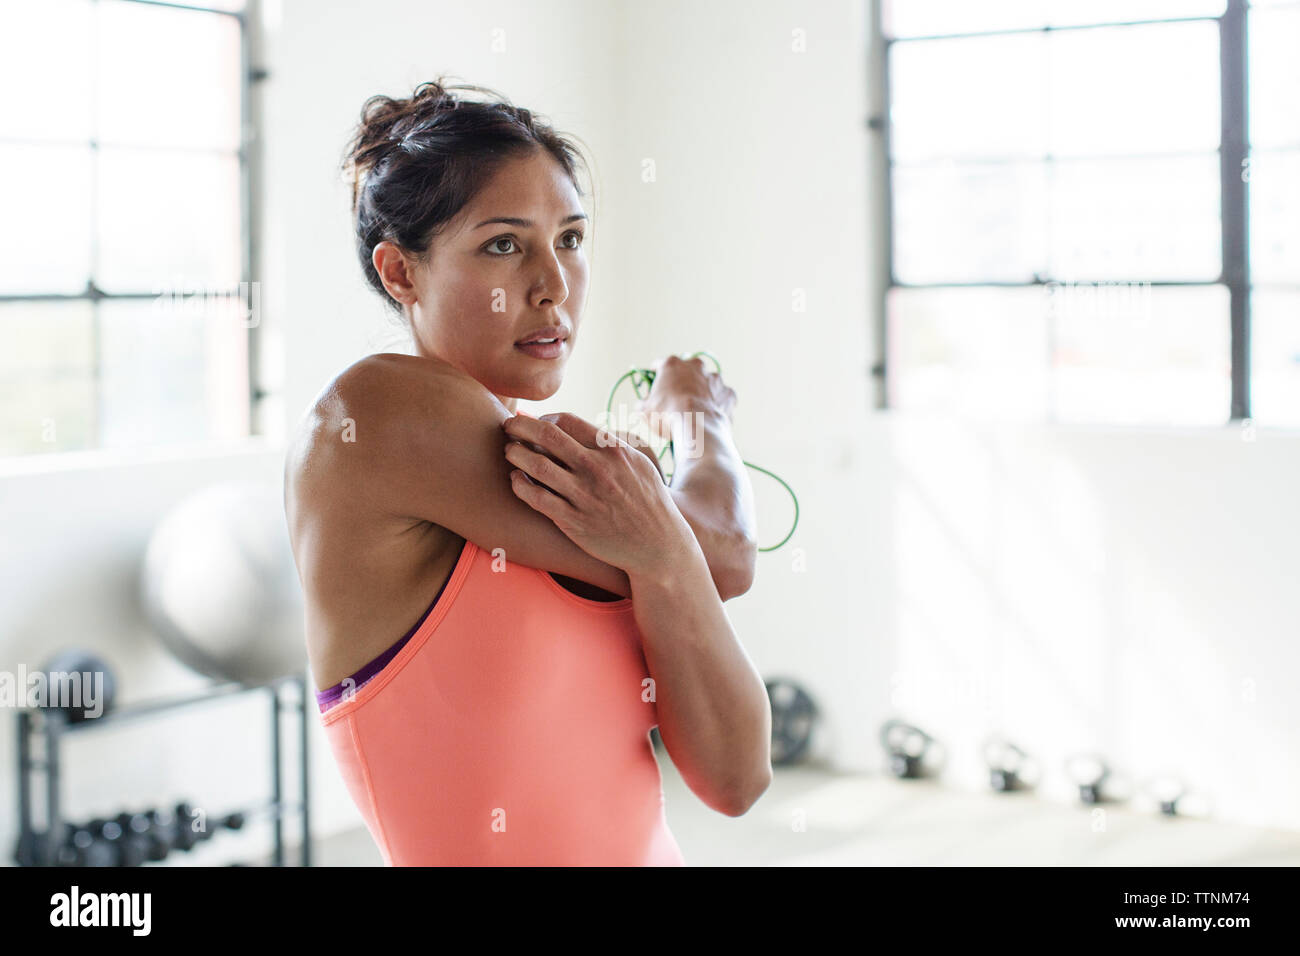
[341,77,591,317]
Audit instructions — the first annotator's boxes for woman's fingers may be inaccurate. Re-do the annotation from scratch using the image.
[502,410,673,556]
[507,465,579,525]
[497,405,688,575]
[501,412,600,465]
[535,411,625,451]
[504,440,582,503]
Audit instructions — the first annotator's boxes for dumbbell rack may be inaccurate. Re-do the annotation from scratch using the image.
[15,673,311,866]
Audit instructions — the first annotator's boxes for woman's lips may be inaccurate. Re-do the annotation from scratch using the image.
[515,339,565,359]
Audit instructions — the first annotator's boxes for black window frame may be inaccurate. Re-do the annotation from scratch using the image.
[873,0,1259,423]
[0,0,265,450]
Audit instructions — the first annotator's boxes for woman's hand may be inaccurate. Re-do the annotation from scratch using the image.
[501,411,695,579]
[513,414,667,483]
[607,426,667,483]
[637,355,737,442]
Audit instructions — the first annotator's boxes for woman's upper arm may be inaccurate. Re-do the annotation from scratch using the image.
[332,354,633,598]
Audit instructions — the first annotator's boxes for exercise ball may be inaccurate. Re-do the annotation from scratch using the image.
[141,479,306,684]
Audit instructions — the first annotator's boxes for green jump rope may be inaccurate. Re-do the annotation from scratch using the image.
[605,350,799,553]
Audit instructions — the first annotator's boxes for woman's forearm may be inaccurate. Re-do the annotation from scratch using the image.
[628,533,772,816]
[665,409,759,599]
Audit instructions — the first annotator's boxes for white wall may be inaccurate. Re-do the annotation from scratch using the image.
[1,0,1295,871]
[852,416,1300,830]
[598,0,1300,831]
[0,442,294,865]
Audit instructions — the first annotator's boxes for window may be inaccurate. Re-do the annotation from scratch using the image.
[0,0,256,458]
[880,0,1300,427]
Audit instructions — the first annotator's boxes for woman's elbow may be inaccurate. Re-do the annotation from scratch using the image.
[723,767,773,817]
[719,531,758,601]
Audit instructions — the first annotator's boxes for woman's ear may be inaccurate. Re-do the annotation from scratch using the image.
[373,241,420,307]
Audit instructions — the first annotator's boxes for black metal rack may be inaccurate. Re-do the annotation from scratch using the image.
[15,673,311,867]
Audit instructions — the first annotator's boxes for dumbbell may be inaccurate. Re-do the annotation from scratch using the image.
[84,807,177,865]
[58,810,163,866]
[58,825,117,867]
[188,806,247,846]
[110,812,153,866]
[86,820,138,866]
[160,802,246,853]
[171,802,201,851]
[139,810,174,861]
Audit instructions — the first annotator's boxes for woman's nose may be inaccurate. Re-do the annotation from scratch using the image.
[531,254,569,307]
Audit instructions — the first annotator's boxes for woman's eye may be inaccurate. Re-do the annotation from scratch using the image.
[486,231,584,255]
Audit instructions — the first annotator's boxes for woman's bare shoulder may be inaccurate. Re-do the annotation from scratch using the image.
[283,354,464,586]
[284,351,507,526]
[284,354,424,519]
[286,350,631,603]
[288,353,471,469]
[323,353,508,436]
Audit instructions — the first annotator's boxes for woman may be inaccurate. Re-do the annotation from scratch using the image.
[284,79,772,866]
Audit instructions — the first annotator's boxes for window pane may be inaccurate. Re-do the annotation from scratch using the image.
[885,1,1047,37]
[1251,292,1300,427]
[1250,149,1300,284]
[887,286,1050,421]
[890,33,1047,162]
[164,0,247,10]
[96,147,242,294]
[1249,5,1300,148]
[1050,0,1225,25]
[96,0,242,151]
[205,292,252,441]
[0,144,93,294]
[99,295,249,448]
[1047,22,1220,157]
[100,298,203,449]
[1051,284,1230,425]
[0,301,95,379]
[0,377,97,456]
[894,162,1048,284]
[885,0,1225,37]
[0,301,97,456]
[1049,155,1221,281]
[0,0,94,143]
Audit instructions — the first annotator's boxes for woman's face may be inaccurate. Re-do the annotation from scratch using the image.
[378,149,590,412]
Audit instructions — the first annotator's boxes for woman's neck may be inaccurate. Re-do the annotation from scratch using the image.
[409,341,518,414]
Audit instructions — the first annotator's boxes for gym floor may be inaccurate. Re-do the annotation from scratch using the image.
[295,755,1300,867]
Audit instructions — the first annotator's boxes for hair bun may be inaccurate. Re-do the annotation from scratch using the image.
[407,80,455,113]
[342,78,459,211]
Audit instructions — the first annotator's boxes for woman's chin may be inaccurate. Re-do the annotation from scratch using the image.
[519,380,562,402]
[513,367,566,401]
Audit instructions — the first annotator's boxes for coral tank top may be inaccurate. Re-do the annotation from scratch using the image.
[317,536,685,866]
